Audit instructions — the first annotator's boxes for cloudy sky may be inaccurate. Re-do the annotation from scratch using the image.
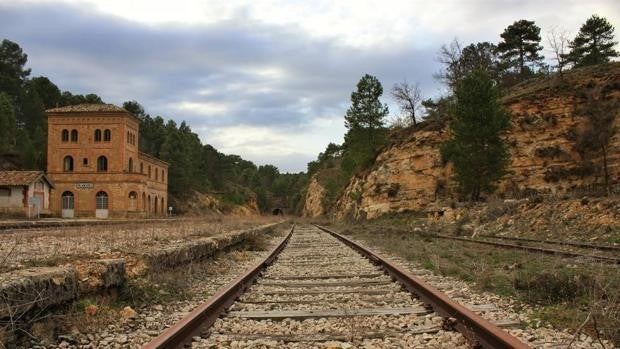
[1,0,618,172]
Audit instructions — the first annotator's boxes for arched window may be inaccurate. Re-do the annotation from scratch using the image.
[148,166,151,178]
[142,192,146,211]
[140,162,144,174]
[94,129,102,142]
[128,191,137,211]
[154,196,158,214]
[61,129,69,142]
[97,156,108,172]
[128,157,133,172]
[155,168,158,180]
[103,129,111,142]
[127,131,130,144]
[63,156,74,172]
[147,194,151,213]
[96,191,108,209]
[70,129,78,142]
[162,170,165,182]
[161,197,165,214]
[61,191,74,209]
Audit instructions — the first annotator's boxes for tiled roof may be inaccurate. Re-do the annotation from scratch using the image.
[46,104,127,113]
[0,171,49,186]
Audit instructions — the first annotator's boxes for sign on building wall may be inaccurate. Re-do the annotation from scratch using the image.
[76,183,94,189]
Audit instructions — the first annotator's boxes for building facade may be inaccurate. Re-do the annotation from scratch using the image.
[46,104,168,218]
[0,171,54,217]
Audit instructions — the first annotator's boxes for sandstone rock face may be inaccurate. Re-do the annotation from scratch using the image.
[331,64,620,219]
[302,176,326,217]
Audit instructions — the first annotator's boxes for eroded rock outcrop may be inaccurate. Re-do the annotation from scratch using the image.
[303,176,326,217]
[327,63,620,219]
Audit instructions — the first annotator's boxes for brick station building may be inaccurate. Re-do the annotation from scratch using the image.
[46,104,168,218]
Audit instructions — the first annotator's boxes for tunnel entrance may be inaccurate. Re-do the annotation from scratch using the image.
[272,208,284,215]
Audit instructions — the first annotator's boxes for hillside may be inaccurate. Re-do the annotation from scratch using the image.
[304,63,620,219]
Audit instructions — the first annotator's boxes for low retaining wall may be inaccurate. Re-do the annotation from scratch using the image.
[0,221,285,324]
[143,222,283,270]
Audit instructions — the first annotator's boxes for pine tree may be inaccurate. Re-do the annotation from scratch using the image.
[343,74,389,170]
[441,70,510,201]
[344,74,388,140]
[496,20,544,77]
[0,39,31,99]
[0,92,17,153]
[564,15,618,67]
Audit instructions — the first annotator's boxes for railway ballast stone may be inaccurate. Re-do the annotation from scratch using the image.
[0,266,78,319]
[143,222,282,270]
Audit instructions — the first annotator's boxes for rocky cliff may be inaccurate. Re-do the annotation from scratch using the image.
[314,63,620,219]
[302,176,326,217]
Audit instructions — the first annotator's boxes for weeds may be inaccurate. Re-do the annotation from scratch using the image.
[336,220,620,345]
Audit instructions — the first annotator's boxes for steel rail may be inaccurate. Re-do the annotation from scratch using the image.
[476,234,620,252]
[315,225,531,349]
[143,225,295,349]
[433,234,620,264]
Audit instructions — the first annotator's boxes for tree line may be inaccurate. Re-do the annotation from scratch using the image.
[0,39,306,214]
[307,14,618,208]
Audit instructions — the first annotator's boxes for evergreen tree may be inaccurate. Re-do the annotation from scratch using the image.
[496,20,544,77]
[0,92,17,153]
[27,77,61,109]
[343,74,388,170]
[0,39,30,99]
[344,74,388,137]
[441,70,510,201]
[564,15,618,67]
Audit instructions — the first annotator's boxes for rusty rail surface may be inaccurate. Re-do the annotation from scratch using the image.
[143,225,294,349]
[433,234,620,264]
[315,225,530,349]
[476,234,620,252]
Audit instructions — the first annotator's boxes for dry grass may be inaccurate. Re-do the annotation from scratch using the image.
[0,216,280,273]
[335,219,620,346]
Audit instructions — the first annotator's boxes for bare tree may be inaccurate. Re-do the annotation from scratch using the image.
[434,38,463,88]
[547,26,571,77]
[391,80,423,125]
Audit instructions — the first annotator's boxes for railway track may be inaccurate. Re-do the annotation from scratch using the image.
[432,234,620,264]
[145,224,529,348]
[476,234,620,252]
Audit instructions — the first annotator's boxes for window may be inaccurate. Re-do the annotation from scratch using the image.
[97,156,108,172]
[70,129,78,142]
[0,188,10,197]
[148,166,151,178]
[83,158,88,166]
[140,162,144,174]
[94,129,102,142]
[128,157,133,172]
[63,156,74,172]
[61,191,74,209]
[161,197,165,214]
[162,170,165,182]
[155,168,158,180]
[142,192,146,211]
[128,191,137,211]
[103,129,111,142]
[61,129,69,142]
[154,196,158,213]
[127,131,130,143]
[95,191,108,209]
